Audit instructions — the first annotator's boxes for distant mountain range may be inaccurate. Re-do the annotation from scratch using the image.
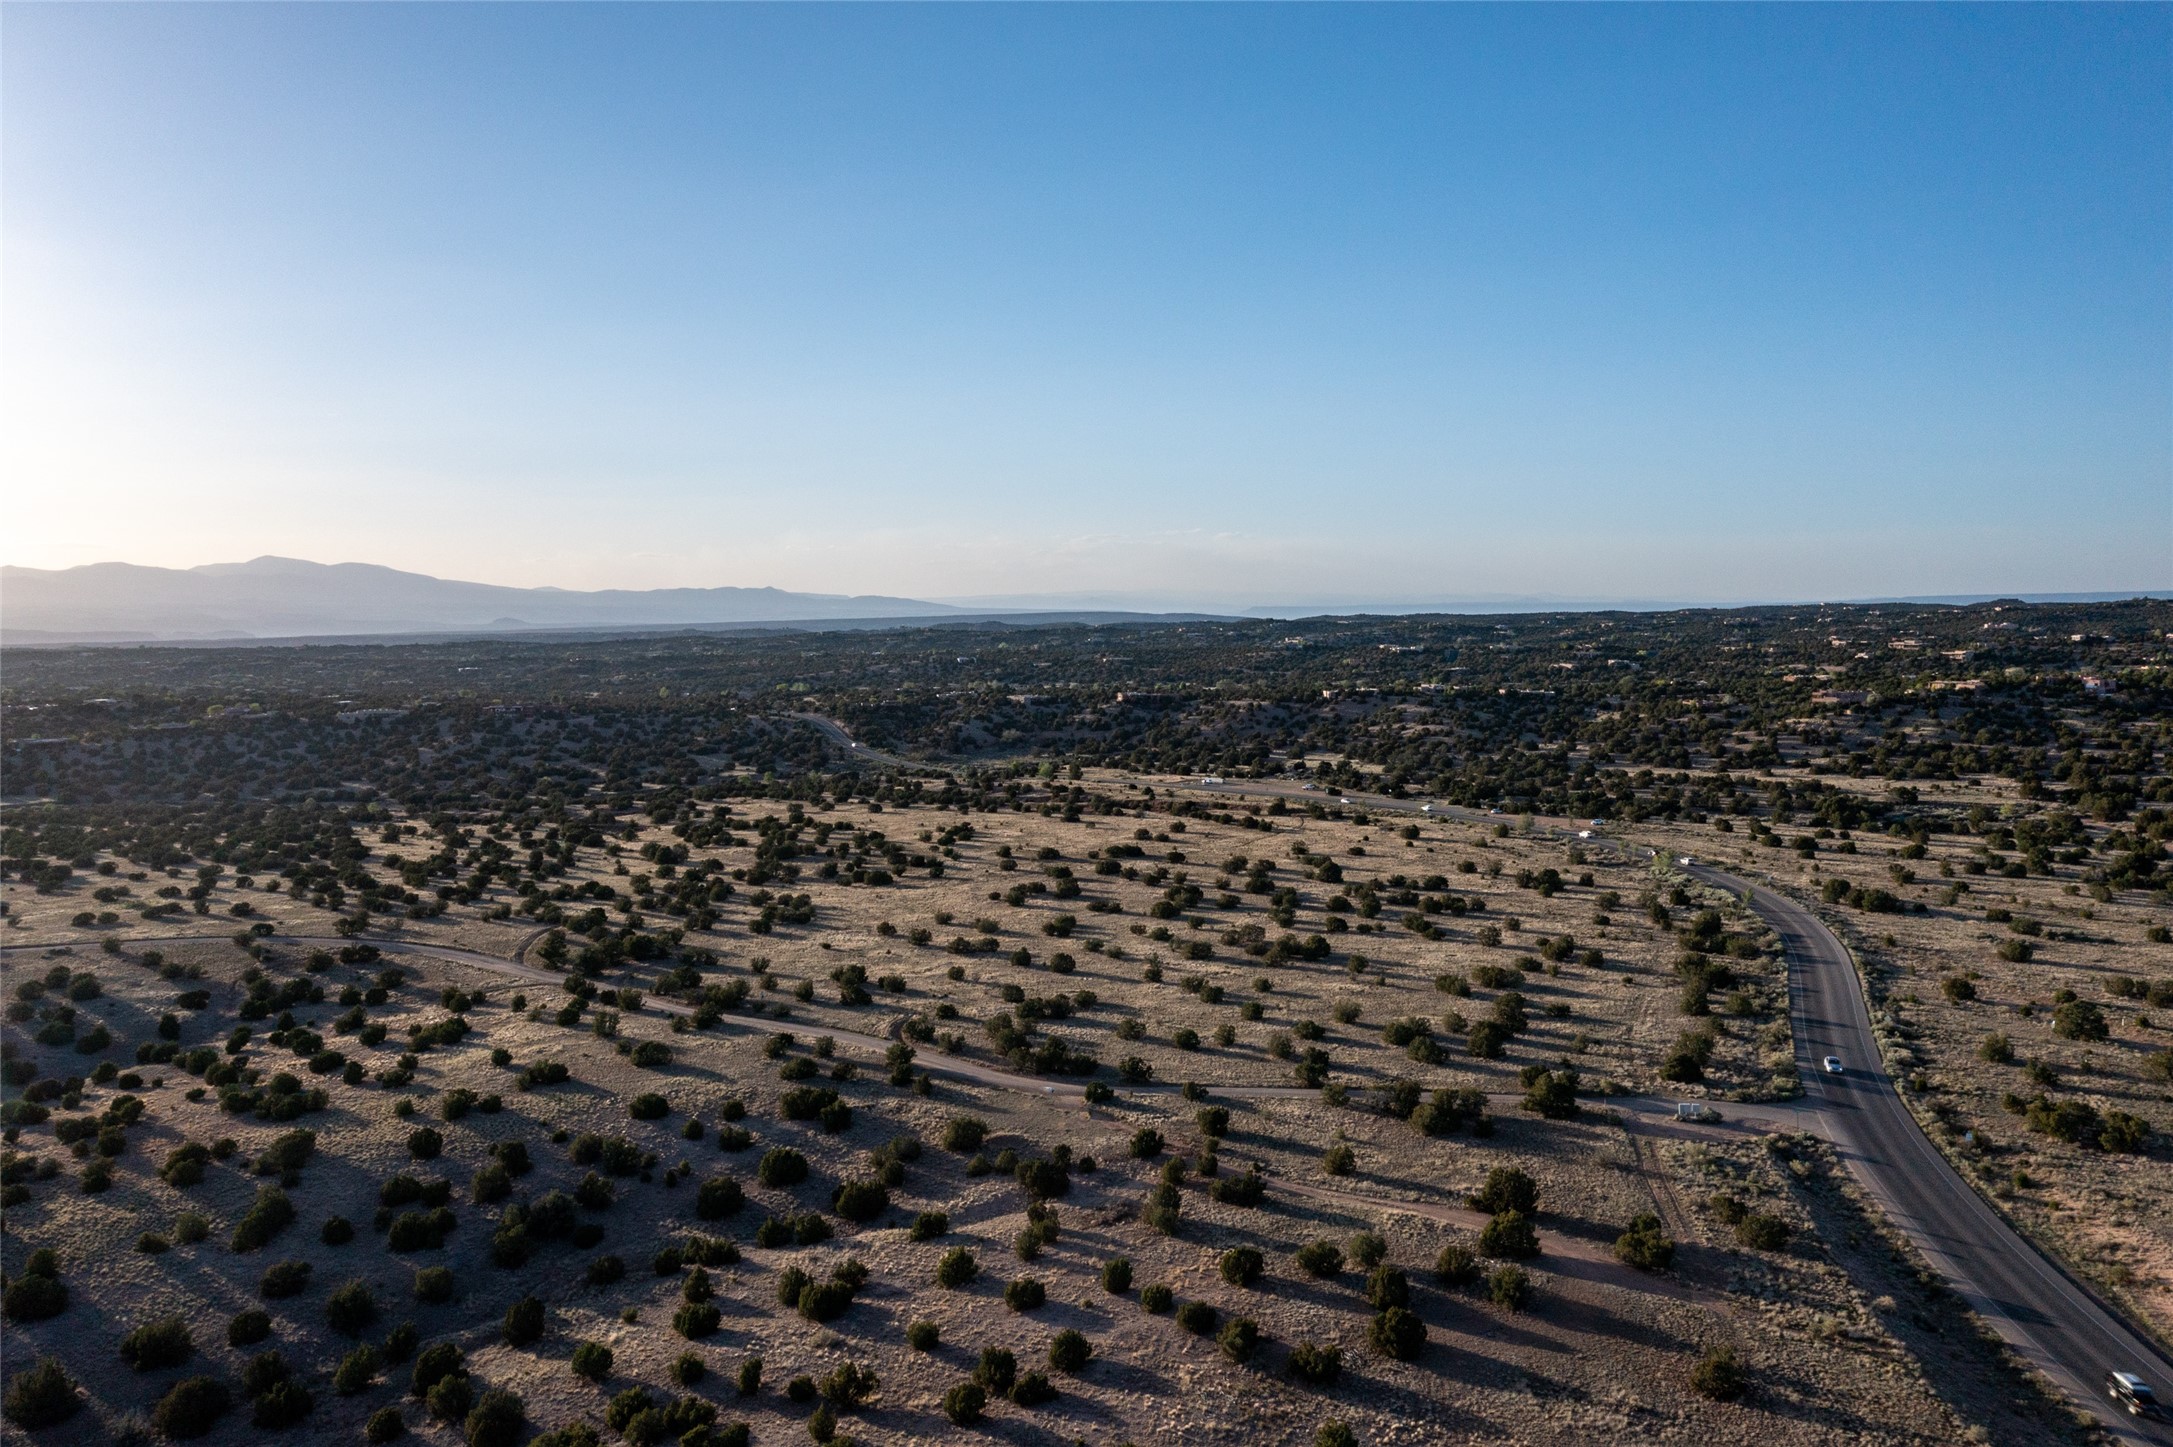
[6,557,2164,646]
[0,557,961,643]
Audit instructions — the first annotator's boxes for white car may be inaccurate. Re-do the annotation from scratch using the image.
[1420,803,1434,813]
[2105,1371,2161,1419]
[1339,797,1353,805]
[1677,855,1696,866]
[1200,776,1222,785]
[1822,1056,1845,1075]
[1674,1102,1721,1123]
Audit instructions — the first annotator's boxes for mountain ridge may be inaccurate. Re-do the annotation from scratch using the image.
[0,556,960,641]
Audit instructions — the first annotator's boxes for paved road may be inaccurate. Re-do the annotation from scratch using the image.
[787,713,928,771]
[1687,863,2173,1445]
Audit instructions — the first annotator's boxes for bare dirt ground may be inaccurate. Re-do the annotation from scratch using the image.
[0,789,2104,1444]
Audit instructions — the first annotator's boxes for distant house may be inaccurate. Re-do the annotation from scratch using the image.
[1811,689,1868,707]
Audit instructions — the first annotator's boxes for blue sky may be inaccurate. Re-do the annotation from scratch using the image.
[4,4,2166,607]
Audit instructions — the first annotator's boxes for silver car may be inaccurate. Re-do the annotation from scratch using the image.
[1822,1056,1845,1075]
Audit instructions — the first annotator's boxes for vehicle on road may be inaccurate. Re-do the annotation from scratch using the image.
[1677,855,1696,866]
[1576,829,1593,839]
[1339,797,1353,804]
[1675,1102,1721,1123]
[1822,1056,1845,1074]
[1200,776,1222,784]
[2106,1372,2162,1418]
[1420,803,1434,813]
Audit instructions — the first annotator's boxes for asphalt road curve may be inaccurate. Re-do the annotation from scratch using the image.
[1687,863,2173,1445]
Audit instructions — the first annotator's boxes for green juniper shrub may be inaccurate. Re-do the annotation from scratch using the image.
[232,1185,296,1252]
[1690,1346,1747,1401]
[755,1149,807,1188]
[426,1374,473,1425]
[973,1348,1016,1396]
[1469,1166,1538,1215]
[3,1357,80,1429]
[1047,1328,1093,1372]
[696,1175,744,1219]
[463,1388,525,1447]
[1734,1213,1792,1252]
[229,1308,275,1347]
[1296,1239,1345,1278]
[675,1301,723,1338]
[833,1179,889,1223]
[2,1261,67,1322]
[942,1382,986,1427]
[1217,1317,1263,1364]
[335,1346,382,1396]
[382,1322,419,1365]
[1174,1300,1219,1336]
[410,1342,466,1399]
[327,1279,379,1335]
[1479,1210,1541,1260]
[817,1361,879,1409]
[258,1260,311,1299]
[1613,1213,1675,1271]
[251,1378,314,1429]
[502,1296,545,1347]
[1368,1306,1427,1360]
[1433,1244,1481,1287]
[935,1247,979,1288]
[942,1117,988,1152]
[794,1280,852,1324]
[1488,1265,1533,1311]
[1287,1342,1342,1387]
[120,1316,195,1372]
[1220,1247,1265,1287]
[1364,1265,1409,1311]
[151,1377,231,1440]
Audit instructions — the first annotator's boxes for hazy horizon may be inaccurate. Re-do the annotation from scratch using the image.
[5,6,2167,604]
